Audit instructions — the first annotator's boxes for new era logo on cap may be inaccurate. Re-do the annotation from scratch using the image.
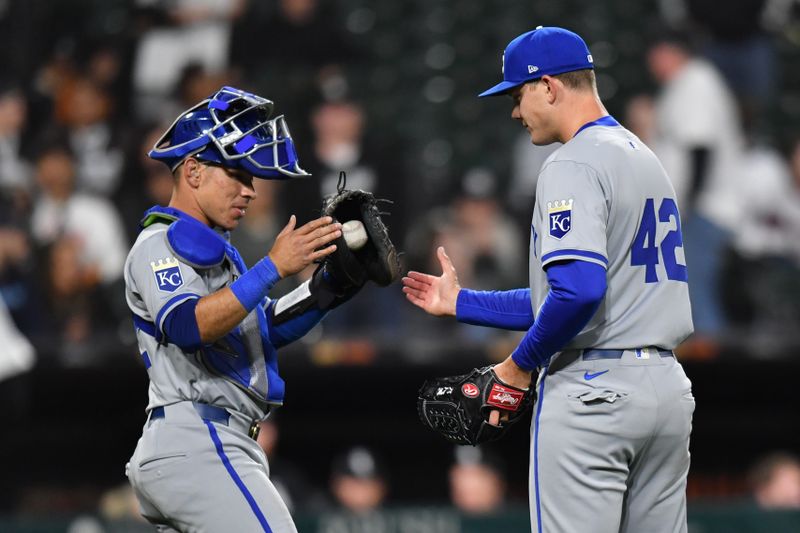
[479,26,594,98]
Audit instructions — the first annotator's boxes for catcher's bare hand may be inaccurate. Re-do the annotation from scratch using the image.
[402,246,461,317]
[268,215,342,278]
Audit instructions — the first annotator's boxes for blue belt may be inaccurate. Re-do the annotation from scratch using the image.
[149,402,261,440]
[150,402,230,424]
[582,347,673,360]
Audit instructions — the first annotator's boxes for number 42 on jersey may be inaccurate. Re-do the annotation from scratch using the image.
[630,198,688,283]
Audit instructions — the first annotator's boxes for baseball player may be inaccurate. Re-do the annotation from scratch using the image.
[403,27,695,532]
[124,86,374,532]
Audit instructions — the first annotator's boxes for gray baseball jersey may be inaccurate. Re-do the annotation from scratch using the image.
[124,206,297,532]
[527,117,695,533]
[530,120,693,349]
[125,221,276,419]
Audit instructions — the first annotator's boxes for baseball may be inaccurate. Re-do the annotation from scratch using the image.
[342,220,368,250]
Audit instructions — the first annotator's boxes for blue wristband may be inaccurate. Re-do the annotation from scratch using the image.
[230,256,281,312]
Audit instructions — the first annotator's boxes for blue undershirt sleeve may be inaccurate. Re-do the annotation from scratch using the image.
[162,298,202,352]
[511,260,607,371]
[455,288,534,331]
[267,304,327,349]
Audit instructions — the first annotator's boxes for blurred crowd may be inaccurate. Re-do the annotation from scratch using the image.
[0,0,799,528]
[66,418,800,532]
[0,0,799,373]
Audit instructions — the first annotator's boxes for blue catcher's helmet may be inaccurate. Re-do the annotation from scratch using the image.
[149,86,309,179]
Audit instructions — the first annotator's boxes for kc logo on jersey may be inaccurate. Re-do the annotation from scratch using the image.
[547,198,573,239]
[151,257,184,292]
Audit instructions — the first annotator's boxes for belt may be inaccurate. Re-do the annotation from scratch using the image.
[150,402,261,440]
[582,347,673,360]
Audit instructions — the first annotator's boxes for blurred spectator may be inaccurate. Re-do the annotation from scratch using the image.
[132,0,246,120]
[285,99,407,237]
[449,446,507,515]
[38,235,124,365]
[53,76,125,196]
[117,123,179,241]
[0,182,39,336]
[279,98,408,341]
[232,0,355,73]
[0,293,35,383]
[30,143,128,285]
[646,30,746,350]
[749,452,800,509]
[256,416,326,514]
[67,483,150,533]
[660,0,784,132]
[452,167,525,290]
[329,446,389,513]
[406,168,524,292]
[402,168,528,351]
[230,0,360,130]
[721,136,800,351]
[623,94,657,146]
[232,178,282,269]
[0,85,33,192]
[507,132,560,216]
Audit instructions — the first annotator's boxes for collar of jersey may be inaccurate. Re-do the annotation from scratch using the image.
[573,115,620,137]
[140,205,231,240]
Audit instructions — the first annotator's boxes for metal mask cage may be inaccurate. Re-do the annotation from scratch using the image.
[150,86,309,179]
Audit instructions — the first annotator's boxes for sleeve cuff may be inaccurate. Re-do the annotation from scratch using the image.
[541,249,608,269]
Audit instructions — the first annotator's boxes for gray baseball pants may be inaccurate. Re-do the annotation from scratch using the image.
[126,401,294,533]
[529,348,695,533]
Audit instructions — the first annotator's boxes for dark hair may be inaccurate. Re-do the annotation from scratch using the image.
[552,69,596,91]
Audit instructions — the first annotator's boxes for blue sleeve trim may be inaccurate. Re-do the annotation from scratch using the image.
[162,298,203,352]
[511,261,607,371]
[456,289,534,331]
[167,218,226,268]
[132,313,157,338]
[230,256,281,312]
[268,301,327,348]
[155,293,201,341]
[541,249,608,266]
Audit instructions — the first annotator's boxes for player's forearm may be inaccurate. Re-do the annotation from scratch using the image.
[196,256,281,343]
[511,261,606,370]
[195,288,250,342]
[268,305,326,348]
[455,288,534,330]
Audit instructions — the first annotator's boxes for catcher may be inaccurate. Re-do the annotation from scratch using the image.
[124,86,398,533]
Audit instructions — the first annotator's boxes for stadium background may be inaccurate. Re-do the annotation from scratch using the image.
[0,0,799,531]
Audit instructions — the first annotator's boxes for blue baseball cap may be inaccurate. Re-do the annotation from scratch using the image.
[479,26,594,98]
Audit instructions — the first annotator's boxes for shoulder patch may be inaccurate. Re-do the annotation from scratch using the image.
[152,258,184,292]
[166,218,226,268]
[547,199,573,239]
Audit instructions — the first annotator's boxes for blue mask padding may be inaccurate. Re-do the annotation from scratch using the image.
[234,134,257,153]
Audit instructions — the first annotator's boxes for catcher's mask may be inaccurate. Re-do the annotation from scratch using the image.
[149,86,309,179]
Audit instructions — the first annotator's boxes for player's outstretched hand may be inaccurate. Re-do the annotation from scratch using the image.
[268,215,342,277]
[402,246,461,317]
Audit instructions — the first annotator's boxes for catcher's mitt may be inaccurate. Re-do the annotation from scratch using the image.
[321,172,400,287]
[417,366,534,446]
